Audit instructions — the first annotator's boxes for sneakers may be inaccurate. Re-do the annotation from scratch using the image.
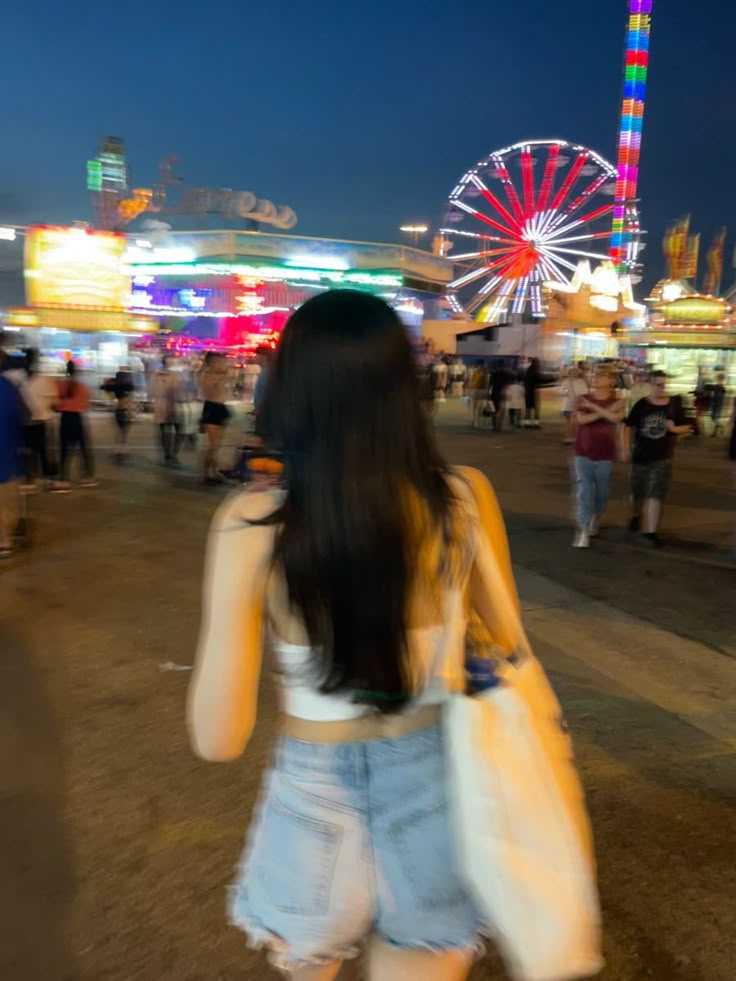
[573,530,590,549]
[51,481,72,494]
[81,479,99,488]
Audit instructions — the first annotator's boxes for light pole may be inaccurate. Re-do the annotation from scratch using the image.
[399,223,428,248]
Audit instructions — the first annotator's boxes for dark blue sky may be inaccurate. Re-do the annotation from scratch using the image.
[2,0,734,291]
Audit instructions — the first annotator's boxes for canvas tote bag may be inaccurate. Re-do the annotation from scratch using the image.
[443,494,603,981]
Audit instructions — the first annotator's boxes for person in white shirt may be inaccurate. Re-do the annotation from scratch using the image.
[505,375,525,429]
[20,349,58,489]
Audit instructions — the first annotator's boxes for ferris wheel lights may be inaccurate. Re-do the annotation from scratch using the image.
[445,140,629,322]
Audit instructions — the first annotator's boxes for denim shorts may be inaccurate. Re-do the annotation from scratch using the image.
[228,723,481,973]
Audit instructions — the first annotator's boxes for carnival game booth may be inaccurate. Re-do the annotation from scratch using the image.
[125,230,452,351]
[620,281,735,391]
[9,225,156,382]
[541,260,645,366]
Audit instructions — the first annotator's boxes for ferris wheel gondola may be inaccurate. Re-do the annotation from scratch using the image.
[441,139,633,323]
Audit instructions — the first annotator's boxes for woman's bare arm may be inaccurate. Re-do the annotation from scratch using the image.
[187,492,278,761]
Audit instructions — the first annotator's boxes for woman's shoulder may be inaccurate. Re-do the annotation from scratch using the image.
[446,465,500,511]
[211,486,285,533]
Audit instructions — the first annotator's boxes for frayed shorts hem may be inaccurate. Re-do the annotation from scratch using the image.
[229,906,361,974]
[229,906,483,973]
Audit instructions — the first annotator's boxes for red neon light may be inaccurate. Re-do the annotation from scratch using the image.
[564,174,608,216]
[493,161,525,222]
[521,148,535,219]
[536,144,561,214]
[572,202,615,226]
[549,152,588,213]
[477,186,522,233]
[462,205,518,239]
[483,249,526,277]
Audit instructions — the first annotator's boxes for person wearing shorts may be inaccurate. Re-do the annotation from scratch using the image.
[623,371,690,547]
[188,292,521,981]
[198,352,231,483]
[101,368,135,464]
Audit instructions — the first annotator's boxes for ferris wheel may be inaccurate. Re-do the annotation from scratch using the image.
[442,139,630,323]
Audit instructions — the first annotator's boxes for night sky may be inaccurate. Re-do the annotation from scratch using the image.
[1,0,734,298]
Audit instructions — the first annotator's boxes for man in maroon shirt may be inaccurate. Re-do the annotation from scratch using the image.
[572,364,625,548]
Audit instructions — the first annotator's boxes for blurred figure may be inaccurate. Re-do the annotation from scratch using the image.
[432,355,448,402]
[709,372,727,437]
[100,367,135,464]
[523,357,542,427]
[449,357,466,397]
[188,290,520,981]
[21,349,57,489]
[627,367,651,413]
[692,367,709,436]
[469,360,487,428]
[489,361,509,432]
[505,374,524,429]
[151,356,184,466]
[729,406,736,558]
[199,352,231,483]
[561,365,588,445]
[252,346,273,441]
[53,361,96,493]
[243,357,261,403]
[0,351,26,558]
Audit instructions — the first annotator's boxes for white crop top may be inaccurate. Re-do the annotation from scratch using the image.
[270,579,469,721]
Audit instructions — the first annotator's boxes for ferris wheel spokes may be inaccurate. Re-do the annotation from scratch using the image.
[467,174,522,232]
[444,139,630,322]
[535,143,561,214]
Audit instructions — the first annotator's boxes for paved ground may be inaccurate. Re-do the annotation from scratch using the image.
[1,402,734,981]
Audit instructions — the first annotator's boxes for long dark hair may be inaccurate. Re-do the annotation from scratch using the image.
[261,290,454,712]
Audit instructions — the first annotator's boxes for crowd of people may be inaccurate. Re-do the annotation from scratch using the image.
[420,354,545,430]
[418,350,734,550]
[0,342,275,559]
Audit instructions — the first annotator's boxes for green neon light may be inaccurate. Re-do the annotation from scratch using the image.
[87,160,103,191]
[129,261,403,289]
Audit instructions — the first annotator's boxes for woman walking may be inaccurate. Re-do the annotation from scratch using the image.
[572,364,625,548]
[188,290,520,981]
[53,361,96,493]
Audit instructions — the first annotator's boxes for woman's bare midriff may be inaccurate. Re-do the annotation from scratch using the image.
[280,703,443,743]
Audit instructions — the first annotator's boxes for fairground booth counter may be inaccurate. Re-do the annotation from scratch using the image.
[618,280,735,390]
[124,229,452,351]
[4,226,156,381]
[541,260,645,365]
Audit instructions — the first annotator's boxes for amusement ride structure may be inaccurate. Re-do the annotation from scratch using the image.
[442,0,652,324]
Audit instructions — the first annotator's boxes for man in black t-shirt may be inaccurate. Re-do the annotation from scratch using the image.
[623,371,691,547]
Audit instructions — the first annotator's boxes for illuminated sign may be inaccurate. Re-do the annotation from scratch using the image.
[660,296,728,326]
[127,261,403,289]
[25,226,130,310]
